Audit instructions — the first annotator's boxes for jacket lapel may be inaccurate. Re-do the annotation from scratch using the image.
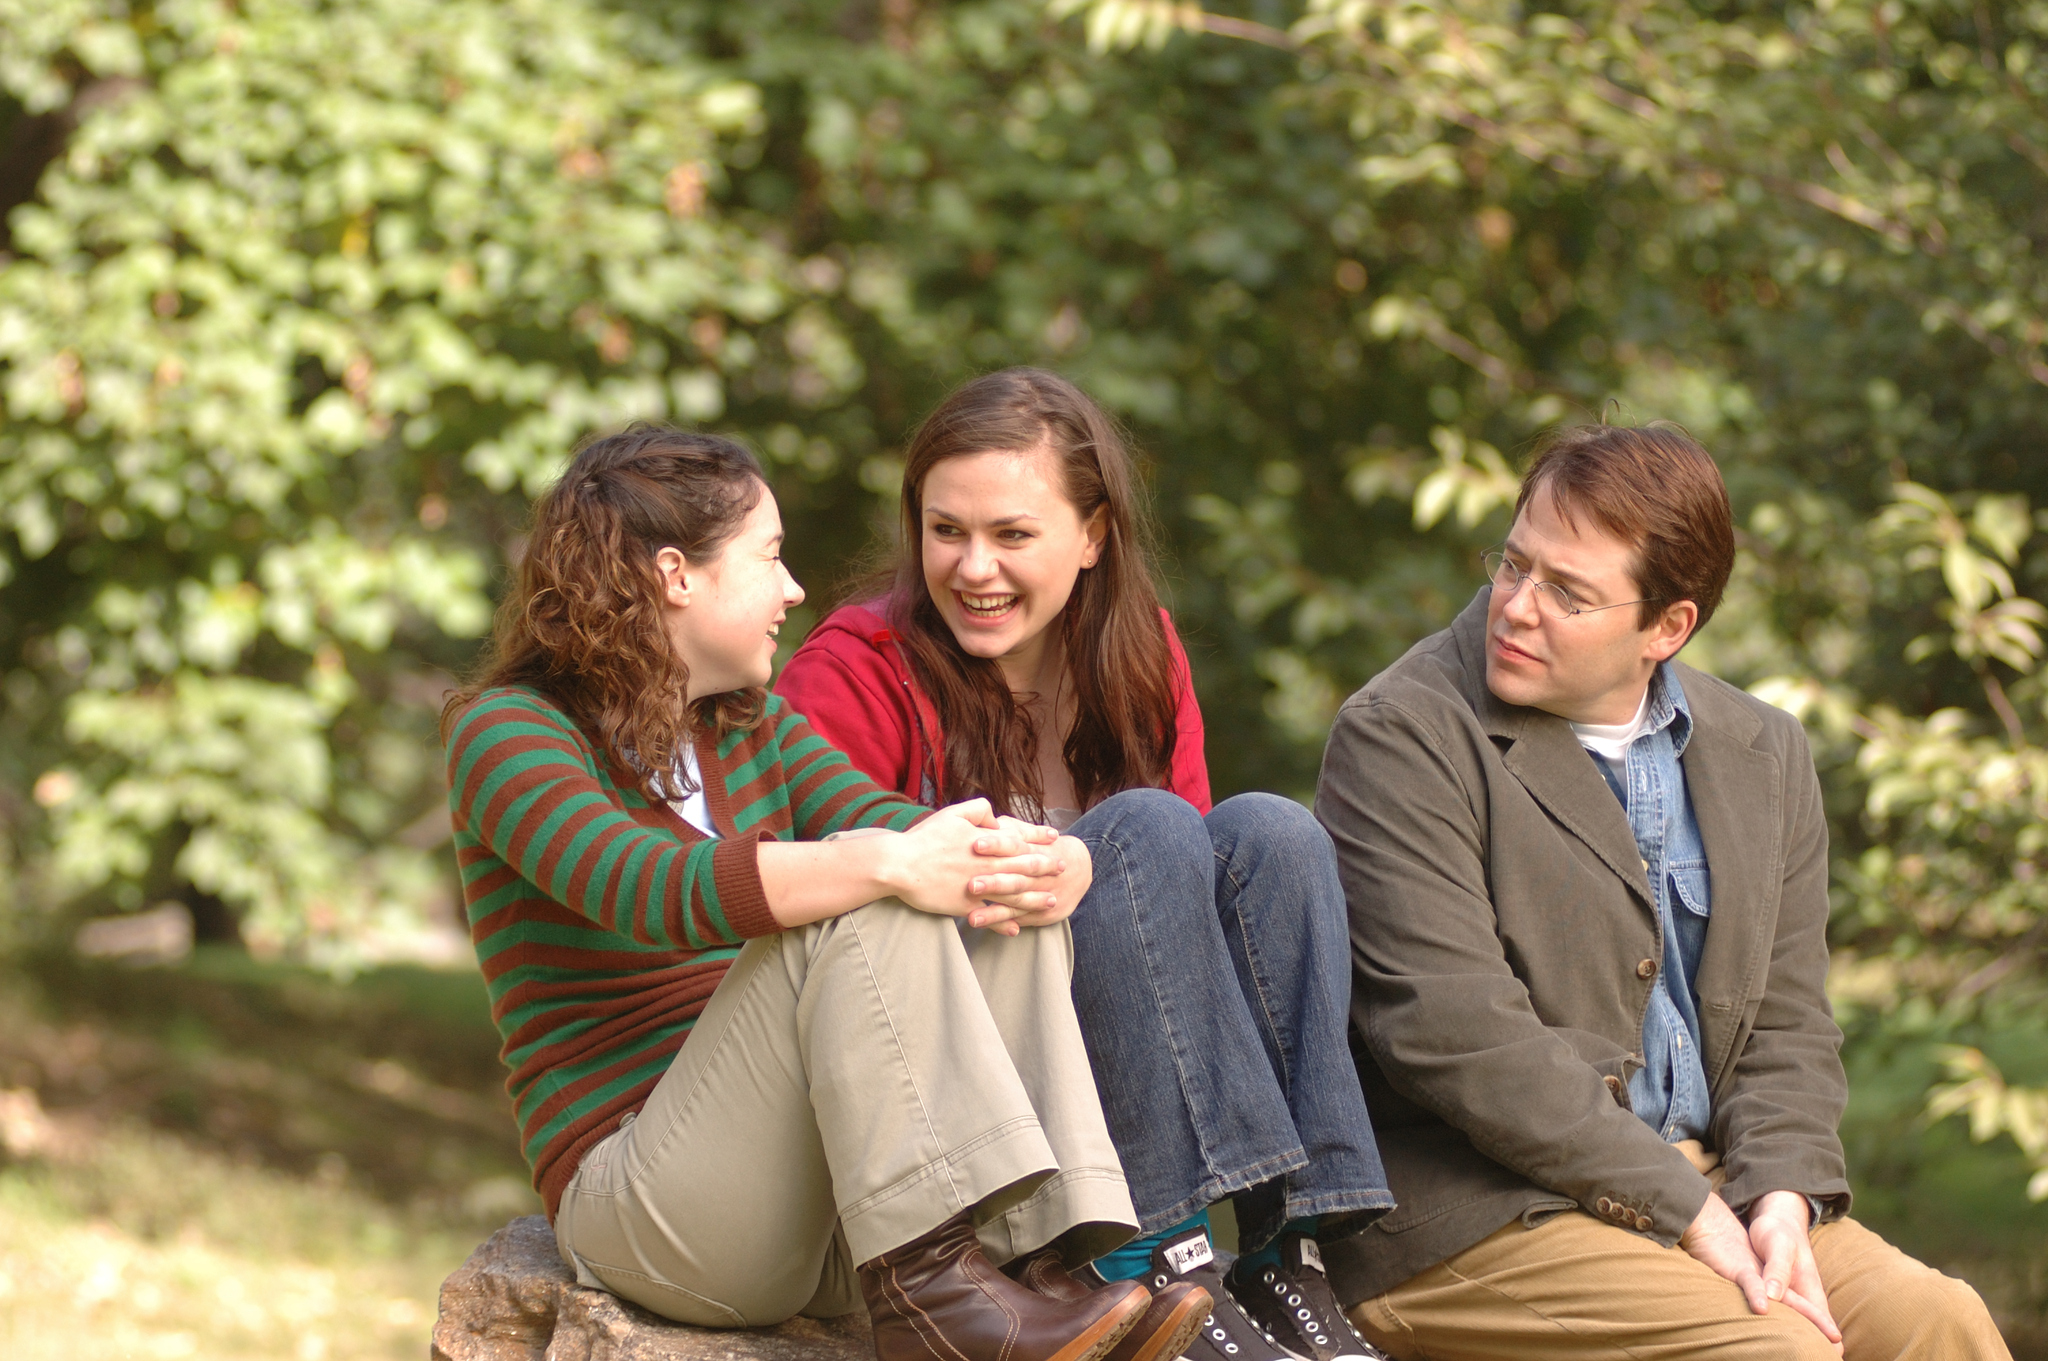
[1676,668,1782,1089]
[1494,703,1656,914]
[1449,595,1654,914]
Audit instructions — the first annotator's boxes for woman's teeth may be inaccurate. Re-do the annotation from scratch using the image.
[960,593,1019,619]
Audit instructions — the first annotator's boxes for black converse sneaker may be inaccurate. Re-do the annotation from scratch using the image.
[1135,1225,1298,1361]
[1228,1232,1388,1361]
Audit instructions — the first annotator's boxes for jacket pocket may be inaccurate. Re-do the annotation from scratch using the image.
[1521,1197,1578,1228]
[1550,1026,1641,1109]
[1669,860,1711,918]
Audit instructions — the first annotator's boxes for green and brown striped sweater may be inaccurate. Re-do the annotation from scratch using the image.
[445,684,928,1217]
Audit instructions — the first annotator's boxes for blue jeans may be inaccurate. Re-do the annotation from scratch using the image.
[1065,788,1393,1250]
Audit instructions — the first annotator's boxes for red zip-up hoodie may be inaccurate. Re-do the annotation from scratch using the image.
[775,598,1212,814]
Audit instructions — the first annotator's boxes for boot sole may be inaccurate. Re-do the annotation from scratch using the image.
[1045,1288,1151,1361]
[1114,1288,1212,1361]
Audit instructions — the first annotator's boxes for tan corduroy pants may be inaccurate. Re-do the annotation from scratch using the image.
[1349,1208,2010,1360]
[553,898,1137,1328]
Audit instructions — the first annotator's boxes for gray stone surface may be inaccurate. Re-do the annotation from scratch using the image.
[432,1216,873,1361]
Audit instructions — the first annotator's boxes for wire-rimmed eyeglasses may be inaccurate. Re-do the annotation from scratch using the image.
[1482,550,1660,621]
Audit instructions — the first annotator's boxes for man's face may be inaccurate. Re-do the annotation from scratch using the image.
[1484,483,1697,725]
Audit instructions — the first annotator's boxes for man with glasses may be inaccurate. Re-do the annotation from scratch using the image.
[1312,424,2006,1359]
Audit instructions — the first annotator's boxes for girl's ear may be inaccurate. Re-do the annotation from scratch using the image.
[655,546,691,608]
[1080,506,1109,569]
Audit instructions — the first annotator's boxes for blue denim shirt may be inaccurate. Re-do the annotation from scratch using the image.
[1579,664,1713,1144]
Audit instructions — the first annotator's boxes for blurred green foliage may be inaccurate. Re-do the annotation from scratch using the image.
[2,0,2047,1305]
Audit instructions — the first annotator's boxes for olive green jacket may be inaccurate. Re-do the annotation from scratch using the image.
[1313,592,1851,1304]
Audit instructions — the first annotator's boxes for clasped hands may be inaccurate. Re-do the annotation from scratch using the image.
[890,798,1092,935]
[1681,1188,1842,1353]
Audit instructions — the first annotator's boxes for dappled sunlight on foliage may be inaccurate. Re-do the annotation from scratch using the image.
[0,0,814,962]
[1815,480,2048,1200]
[1931,1046,2048,1201]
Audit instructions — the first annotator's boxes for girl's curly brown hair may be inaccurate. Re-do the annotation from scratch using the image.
[442,423,768,798]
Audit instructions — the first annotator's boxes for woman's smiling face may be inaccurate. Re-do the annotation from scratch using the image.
[919,445,1105,689]
[660,482,805,701]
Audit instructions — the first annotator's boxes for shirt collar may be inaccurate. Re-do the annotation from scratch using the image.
[1644,661,1693,757]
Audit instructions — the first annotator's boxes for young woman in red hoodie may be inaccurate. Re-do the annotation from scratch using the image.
[778,369,1393,1361]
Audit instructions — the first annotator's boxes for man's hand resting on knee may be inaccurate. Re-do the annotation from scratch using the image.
[1680,1190,1842,1352]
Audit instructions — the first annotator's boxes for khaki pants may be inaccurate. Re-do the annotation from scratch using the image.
[1349,1209,2010,1360]
[553,899,1136,1328]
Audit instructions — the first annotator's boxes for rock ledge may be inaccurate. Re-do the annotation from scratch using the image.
[432,1216,872,1361]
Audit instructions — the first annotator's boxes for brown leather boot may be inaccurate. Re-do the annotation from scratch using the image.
[1010,1249,1212,1361]
[861,1213,1151,1361]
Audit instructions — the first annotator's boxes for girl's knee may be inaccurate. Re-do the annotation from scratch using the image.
[1211,790,1315,834]
[1209,792,1332,861]
[1094,785,1200,823]
[836,897,970,960]
[1084,787,1208,853]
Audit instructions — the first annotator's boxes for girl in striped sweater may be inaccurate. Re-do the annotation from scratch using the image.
[440,426,1210,1361]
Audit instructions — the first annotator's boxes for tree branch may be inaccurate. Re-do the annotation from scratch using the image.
[1191,12,1298,51]
[1979,664,2029,751]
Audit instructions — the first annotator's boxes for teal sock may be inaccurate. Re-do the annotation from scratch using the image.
[1092,1209,1212,1282]
[1235,1215,1320,1274]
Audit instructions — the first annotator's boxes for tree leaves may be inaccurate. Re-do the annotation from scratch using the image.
[0,0,818,961]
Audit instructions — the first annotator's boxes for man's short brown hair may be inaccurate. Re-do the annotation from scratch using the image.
[1514,423,1735,636]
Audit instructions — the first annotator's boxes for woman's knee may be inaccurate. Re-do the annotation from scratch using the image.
[1087,786,1205,832]
[1209,791,1324,847]
[1079,787,1210,860]
[837,897,970,956]
[1208,792,1339,881]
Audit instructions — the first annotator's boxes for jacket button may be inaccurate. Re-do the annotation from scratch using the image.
[1595,1196,1614,1215]
[1603,1074,1623,1097]
[1634,1214,1653,1231]
[1637,958,1658,980]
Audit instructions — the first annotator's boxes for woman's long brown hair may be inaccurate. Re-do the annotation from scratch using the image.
[441,424,767,798]
[871,367,1178,815]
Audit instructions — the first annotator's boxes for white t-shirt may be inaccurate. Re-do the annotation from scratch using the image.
[666,745,718,838]
[1569,687,1652,783]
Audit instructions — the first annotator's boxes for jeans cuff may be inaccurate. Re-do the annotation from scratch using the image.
[1239,1182,1395,1253]
[1285,1189,1396,1229]
[1138,1146,1310,1237]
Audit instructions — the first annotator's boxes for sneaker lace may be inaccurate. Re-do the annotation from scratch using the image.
[1259,1267,1331,1350]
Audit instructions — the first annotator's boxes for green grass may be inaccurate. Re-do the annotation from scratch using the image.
[0,947,539,1360]
[0,1123,462,1361]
